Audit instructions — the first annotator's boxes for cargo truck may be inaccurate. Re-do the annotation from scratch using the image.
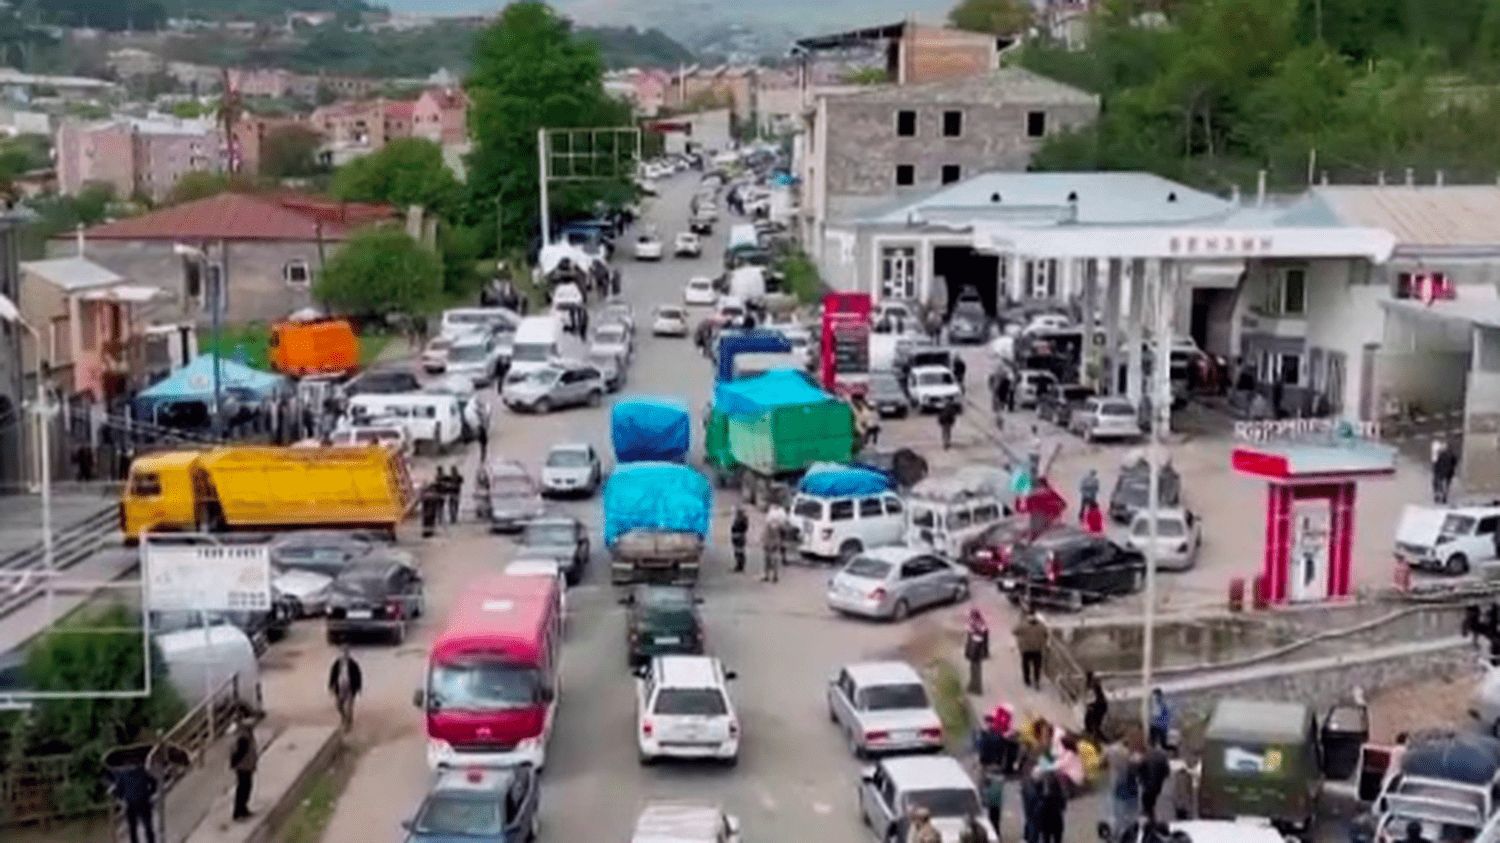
[603,462,712,585]
[714,329,792,382]
[121,446,414,542]
[704,369,856,506]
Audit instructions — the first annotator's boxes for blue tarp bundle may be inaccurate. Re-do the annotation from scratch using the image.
[798,464,893,497]
[135,354,285,409]
[611,398,691,463]
[602,462,713,547]
[714,329,792,383]
[713,369,834,417]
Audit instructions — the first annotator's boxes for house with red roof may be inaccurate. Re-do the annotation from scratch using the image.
[49,191,397,324]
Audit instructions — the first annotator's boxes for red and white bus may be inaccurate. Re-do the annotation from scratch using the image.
[419,574,563,769]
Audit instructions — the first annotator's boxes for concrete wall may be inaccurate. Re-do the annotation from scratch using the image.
[822,96,1097,198]
[54,240,324,326]
[901,25,995,84]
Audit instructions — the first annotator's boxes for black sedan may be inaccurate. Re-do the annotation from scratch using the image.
[866,370,914,418]
[515,517,591,585]
[996,527,1144,611]
[403,763,539,843]
[326,558,425,645]
[622,584,704,667]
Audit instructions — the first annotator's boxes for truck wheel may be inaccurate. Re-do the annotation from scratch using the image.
[1447,554,1470,575]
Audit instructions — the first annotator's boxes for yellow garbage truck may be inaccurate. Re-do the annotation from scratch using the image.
[121,446,413,542]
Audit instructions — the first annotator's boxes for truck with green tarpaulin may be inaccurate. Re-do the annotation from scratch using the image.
[704,369,856,505]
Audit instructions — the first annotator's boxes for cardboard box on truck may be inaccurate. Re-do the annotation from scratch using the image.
[122,446,412,541]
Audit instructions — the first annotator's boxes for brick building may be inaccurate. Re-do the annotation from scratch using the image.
[55,116,222,202]
[412,88,469,147]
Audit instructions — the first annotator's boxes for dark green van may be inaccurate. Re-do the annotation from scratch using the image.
[623,585,703,667]
[1198,699,1321,832]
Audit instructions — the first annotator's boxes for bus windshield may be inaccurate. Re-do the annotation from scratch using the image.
[429,658,543,712]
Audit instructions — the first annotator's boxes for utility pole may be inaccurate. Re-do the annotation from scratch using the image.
[537,128,551,248]
[1140,259,1175,732]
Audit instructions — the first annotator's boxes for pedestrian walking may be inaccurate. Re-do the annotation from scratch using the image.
[1488,629,1500,667]
[229,714,258,821]
[448,464,464,523]
[1102,731,1141,841]
[328,645,363,731]
[1080,469,1100,510]
[1433,440,1458,504]
[980,765,1005,838]
[730,505,749,573]
[964,608,990,695]
[1082,500,1105,535]
[476,408,490,464]
[1486,602,1500,639]
[1083,671,1109,742]
[113,761,158,843]
[420,481,442,538]
[1147,688,1172,749]
[1014,611,1047,689]
[1466,604,1484,648]
[953,356,967,391]
[1139,742,1171,823]
[1021,769,1042,843]
[907,806,943,843]
[938,401,959,450]
[859,400,882,447]
[762,501,787,582]
[1037,770,1068,843]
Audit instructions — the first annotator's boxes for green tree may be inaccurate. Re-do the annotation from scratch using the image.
[948,0,1034,35]
[465,1,635,250]
[438,222,485,296]
[331,138,460,216]
[260,124,324,179]
[315,227,442,318]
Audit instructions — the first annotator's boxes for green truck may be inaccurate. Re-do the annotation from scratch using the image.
[706,369,856,505]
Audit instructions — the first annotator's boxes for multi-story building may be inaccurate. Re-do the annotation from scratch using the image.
[412,87,469,147]
[232,115,317,176]
[55,116,222,203]
[227,67,297,98]
[664,66,758,122]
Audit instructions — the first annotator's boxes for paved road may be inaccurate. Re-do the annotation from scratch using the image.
[301,172,980,842]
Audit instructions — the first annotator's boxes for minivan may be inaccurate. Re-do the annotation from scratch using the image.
[792,491,906,562]
[905,467,1014,559]
[348,393,462,455]
[510,315,583,376]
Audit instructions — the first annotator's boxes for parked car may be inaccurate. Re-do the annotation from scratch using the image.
[631,801,740,843]
[269,530,412,578]
[274,568,333,618]
[1395,503,1500,575]
[602,299,636,333]
[401,763,539,843]
[907,365,962,412]
[420,334,459,373]
[792,489,907,562]
[635,655,740,766]
[1126,508,1202,571]
[867,370,913,417]
[947,302,990,344]
[1109,459,1183,524]
[326,420,413,457]
[826,548,970,621]
[623,584,704,667]
[589,350,626,393]
[959,518,1033,578]
[996,527,1145,610]
[1023,313,1073,335]
[590,322,632,364]
[326,557,424,644]
[477,460,545,532]
[1069,397,1143,442]
[444,333,506,388]
[1036,383,1096,426]
[515,516,590,584]
[827,660,944,758]
[634,233,664,260]
[501,363,605,413]
[346,368,421,396]
[688,214,715,235]
[684,276,718,306]
[675,232,703,257]
[653,305,691,337]
[540,443,602,497]
[858,756,997,842]
[1014,368,1059,408]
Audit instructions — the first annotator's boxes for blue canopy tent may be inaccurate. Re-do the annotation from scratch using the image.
[133,354,287,421]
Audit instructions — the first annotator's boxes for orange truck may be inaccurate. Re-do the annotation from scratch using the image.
[121,446,413,542]
[268,318,360,378]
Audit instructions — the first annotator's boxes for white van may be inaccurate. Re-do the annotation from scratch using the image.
[156,624,261,711]
[348,393,463,455]
[792,490,907,561]
[509,315,583,376]
[440,307,520,340]
[728,224,758,251]
[727,266,767,301]
[905,467,1015,559]
[1395,503,1500,575]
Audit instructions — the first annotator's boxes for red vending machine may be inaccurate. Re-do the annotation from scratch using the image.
[820,292,872,397]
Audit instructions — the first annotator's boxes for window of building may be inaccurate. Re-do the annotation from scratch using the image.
[896,110,917,137]
[895,164,915,187]
[881,246,918,299]
[942,110,963,137]
[1026,111,1047,138]
[284,259,311,287]
[941,164,962,185]
[1262,267,1307,316]
[1278,353,1302,386]
[1025,259,1058,299]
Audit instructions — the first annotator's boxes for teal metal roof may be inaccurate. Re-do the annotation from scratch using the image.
[860,172,1233,227]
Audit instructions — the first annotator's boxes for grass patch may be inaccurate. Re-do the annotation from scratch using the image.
[357,331,393,366]
[925,657,975,750]
[277,754,348,843]
[776,249,824,305]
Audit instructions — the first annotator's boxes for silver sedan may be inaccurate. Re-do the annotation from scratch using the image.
[826,547,970,621]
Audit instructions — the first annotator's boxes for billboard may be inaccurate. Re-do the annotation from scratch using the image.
[144,543,272,613]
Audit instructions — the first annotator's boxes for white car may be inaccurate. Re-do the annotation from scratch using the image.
[540,442,602,497]
[637,177,659,196]
[792,490,906,561]
[907,365,962,411]
[589,323,632,364]
[274,567,333,618]
[1126,508,1202,571]
[1023,313,1073,334]
[1068,397,1142,442]
[420,335,457,373]
[653,305,690,337]
[631,802,741,843]
[715,296,746,323]
[674,232,703,257]
[859,756,996,842]
[1014,368,1058,408]
[328,420,413,457]
[684,276,718,306]
[634,233,664,260]
[827,661,944,758]
[444,333,506,388]
[1395,504,1500,575]
[602,300,636,334]
[635,655,740,766]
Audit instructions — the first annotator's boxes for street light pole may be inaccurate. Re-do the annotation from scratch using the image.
[537,128,551,249]
[0,293,53,621]
[1140,259,1176,732]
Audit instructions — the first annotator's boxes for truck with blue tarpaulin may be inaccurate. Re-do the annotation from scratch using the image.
[714,329,793,383]
[703,369,857,505]
[603,462,713,584]
[611,398,691,463]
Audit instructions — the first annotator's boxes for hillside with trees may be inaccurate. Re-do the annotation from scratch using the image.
[1000,0,1500,191]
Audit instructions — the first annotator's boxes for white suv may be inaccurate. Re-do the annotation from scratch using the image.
[792,491,906,561]
[636,655,740,766]
[907,365,962,411]
[1395,504,1500,575]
